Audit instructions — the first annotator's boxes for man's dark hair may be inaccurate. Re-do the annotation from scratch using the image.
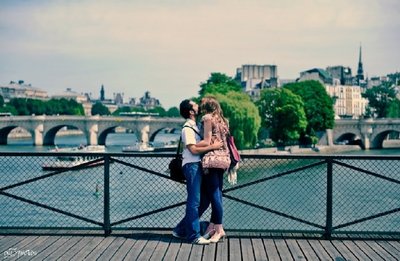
[179,99,193,119]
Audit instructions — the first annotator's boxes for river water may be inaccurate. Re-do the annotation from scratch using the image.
[0,134,399,233]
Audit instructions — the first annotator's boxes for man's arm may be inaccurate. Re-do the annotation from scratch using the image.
[186,141,222,155]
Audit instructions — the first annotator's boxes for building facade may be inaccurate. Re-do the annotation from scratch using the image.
[235,64,279,99]
[325,84,368,118]
[0,80,48,101]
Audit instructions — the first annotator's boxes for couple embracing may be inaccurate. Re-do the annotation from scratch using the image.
[173,96,231,245]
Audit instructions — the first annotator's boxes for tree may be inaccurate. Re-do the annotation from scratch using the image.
[213,92,261,149]
[284,80,335,132]
[387,99,400,118]
[91,101,110,116]
[257,88,307,146]
[199,72,242,96]
[166,107,180,117]
[199,73,260,149]
[362,82,397,118]
[0,95,4,107]
[9,98,29,115]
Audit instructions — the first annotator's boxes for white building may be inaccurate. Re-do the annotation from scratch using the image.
[325,84,368,119]
[0,80,48,101]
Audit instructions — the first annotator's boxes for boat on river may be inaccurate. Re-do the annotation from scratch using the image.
[42,145,106,170]
[122,142,155,152]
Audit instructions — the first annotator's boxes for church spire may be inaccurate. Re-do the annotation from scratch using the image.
[356,44,364,85]
[100,84,105,101]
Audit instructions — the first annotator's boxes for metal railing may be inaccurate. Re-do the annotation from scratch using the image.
[0,152,399,239]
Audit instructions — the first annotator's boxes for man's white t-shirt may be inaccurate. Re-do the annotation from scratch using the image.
[181,119,201,166]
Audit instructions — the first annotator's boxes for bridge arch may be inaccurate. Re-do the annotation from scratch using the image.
[334,132,362,146]
[0,126,33,145]
[370,129,400,149]
[43,125,84,146]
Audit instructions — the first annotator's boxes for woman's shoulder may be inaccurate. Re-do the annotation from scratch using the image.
[201,113,213,122]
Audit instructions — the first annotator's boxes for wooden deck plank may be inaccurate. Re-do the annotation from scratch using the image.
[203,241,217,261]
[20,236,61,260]
[2,236,38,253]
[0,234,398,261]
[189,243,205,261]
[215,238,229,261]
[251,238,268,261]
[263,238,280,260]
[97,237,127,261]
[229,238,242,261]
[330,240,359,261]
[149,236,172,261]
[84,236,117,260]
[285,239,305,260]
[296,240,320,260]
[376,241,400,260]
[306,239,333,260]
[109,237,138,261]
[370,240,400,261]
[341,240,373,261]
[241,238,255,261]
[0,236,27,252]
[137,234,162,260]
[124,234,151,260]
[354,241,390,261]
[174,240,192,260]
[388,241,400,251]
[274,239,294,261]
[30,236,72,261]
[44,236,85,260]
[66,236,104,260]
[318,240,343,260]
[162,237,182,260]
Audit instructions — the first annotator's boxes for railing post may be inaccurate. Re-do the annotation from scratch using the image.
[104,155,111,236]
[324,158,333,239]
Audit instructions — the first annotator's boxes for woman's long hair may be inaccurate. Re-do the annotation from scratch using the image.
[200,96,229,127]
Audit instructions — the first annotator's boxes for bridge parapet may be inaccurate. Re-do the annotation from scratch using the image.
[0,115,184,146]
[331,118,400,149]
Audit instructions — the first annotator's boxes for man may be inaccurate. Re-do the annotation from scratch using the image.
[172,99,222,244]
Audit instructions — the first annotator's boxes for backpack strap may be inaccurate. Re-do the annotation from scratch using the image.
[175,125,203,157]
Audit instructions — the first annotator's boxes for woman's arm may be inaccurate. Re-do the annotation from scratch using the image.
[196,115,213,147]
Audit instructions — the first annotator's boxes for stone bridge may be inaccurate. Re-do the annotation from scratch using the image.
[321,118,400,149]
[0,115,185,146]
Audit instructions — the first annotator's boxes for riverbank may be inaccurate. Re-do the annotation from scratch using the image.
[240,145,362,155]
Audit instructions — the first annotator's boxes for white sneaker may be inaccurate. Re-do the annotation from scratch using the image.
[193,236,210,245]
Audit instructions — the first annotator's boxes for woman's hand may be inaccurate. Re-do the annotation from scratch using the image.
[211,140,223,150]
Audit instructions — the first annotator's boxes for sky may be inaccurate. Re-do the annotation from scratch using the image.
[0,0,399,108]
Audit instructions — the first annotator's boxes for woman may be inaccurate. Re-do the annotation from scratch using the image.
[199,96,231,243]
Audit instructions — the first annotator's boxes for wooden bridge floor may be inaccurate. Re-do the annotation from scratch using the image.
[0,231,399,260]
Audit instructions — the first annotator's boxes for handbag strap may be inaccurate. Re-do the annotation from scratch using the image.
[175,125,203,157]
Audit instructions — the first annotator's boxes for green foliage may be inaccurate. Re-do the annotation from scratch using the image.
[212,92,261,149]
[91,101,110,116]
[166,107,180,117]
[0,95,4,107]
[284,80,335,132]
[362,82,397,118]
[387,99,400,118]
[199,73,260,149]
[0,104,18,115]
[199,72,242,96]
[7,98,84,115]
[257,88,307,145]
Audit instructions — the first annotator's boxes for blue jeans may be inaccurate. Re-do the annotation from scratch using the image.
[200,168,224,224]
[174,162,204,242]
